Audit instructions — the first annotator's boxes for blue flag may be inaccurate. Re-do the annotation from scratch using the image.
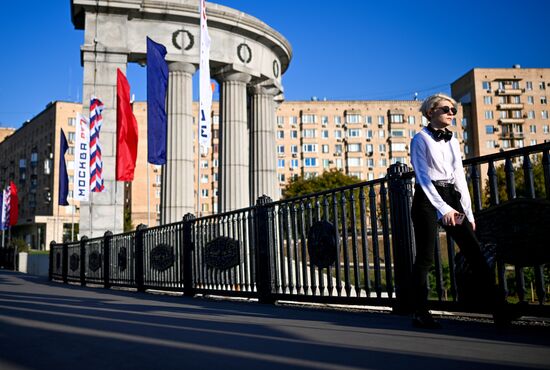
[146,37,169,165]
[58,129,69,206]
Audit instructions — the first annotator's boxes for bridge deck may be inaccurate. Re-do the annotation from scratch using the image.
[0,270,548,370]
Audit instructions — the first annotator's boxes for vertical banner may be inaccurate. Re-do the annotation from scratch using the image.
[116,68,139,181]
[58,129,70,206]
[74,113,90,201]
[90,97,105,192]
[1,187,9,230]
[8,181,18,227]
[146,37,169,165]
[199,0,212,148]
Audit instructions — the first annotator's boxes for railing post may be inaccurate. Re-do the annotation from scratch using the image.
[49,241,55,281]
[182,213,196,297]
[103,231,113,289]
[387,163,415,314]
[80,236,88,287]
[62,241,68,284]
[135,224,147,292]
[254,195,275,304]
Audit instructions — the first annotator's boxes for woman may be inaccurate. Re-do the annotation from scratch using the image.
[409,93,514,328]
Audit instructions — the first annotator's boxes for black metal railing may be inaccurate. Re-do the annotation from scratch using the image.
[48,142,550,317]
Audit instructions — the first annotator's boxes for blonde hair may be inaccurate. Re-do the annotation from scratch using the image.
[420,93,457,119]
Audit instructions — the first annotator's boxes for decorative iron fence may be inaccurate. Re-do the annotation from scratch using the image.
[48,142,550,317]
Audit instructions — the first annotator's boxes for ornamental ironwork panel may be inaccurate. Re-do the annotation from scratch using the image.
[307,221,338,268]
[118,247,127,271]
[204,236,240,270]
[69,253,80,271]
[56,252,61,270]
[150,244,175,272]
[88,251,102,272]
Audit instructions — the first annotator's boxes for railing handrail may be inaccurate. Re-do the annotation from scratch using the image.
[463,141,550,166]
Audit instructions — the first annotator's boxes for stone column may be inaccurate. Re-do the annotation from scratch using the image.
[250,80,281,203]
[216,70,251,212]
[80,50,128,238]
[160,62,196,224]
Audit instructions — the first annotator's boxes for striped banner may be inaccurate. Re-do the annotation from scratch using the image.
[1,187,10,230]
[90,97,105,192]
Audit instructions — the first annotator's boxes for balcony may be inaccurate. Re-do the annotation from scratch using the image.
[497,103,524,110]
[496,88,523,96]
[498,118,525,125]
[500,132,524,140]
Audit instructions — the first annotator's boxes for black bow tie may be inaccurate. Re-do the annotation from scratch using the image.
[427,125,452,142]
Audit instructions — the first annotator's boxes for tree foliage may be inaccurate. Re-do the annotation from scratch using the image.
[282,169,362,199]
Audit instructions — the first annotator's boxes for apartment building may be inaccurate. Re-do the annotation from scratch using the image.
[451,66,550,158]
[0,102,81,248]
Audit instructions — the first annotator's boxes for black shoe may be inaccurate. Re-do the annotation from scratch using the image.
[412,311,442,329]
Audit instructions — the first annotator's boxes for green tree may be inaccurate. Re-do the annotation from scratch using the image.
[124,206,134,232]
[282,169,362,199]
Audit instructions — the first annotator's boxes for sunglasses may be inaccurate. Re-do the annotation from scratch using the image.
[435,106,458,115]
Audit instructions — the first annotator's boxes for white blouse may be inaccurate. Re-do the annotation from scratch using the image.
[410,127,474,222]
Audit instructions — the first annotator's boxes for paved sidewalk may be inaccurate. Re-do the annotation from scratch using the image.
[0,270,549,370]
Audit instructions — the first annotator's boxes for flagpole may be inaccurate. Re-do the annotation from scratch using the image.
[57,203,61,242]
[114,181,117,232]
[147,164,151,226]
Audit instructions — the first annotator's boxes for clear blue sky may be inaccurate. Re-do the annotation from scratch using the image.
[1,0,548,128]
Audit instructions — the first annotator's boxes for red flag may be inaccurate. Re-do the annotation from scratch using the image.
[116,68,139,181]
[9,181,18,226]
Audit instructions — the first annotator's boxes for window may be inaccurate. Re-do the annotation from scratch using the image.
[334,116,342,125]
[540,81,546,90]
[334,130,343,138]
[277,130,284,139]
[303,144,318,153]
[156,175,162,184]
[278,173,286,183]
[322,130,329,139]
[321,116,329,125]
[366,158,374,167]
[19,159,26,168]
[516,140,524,148]
[212,115,219,124]
[390,129,405,137]
[289,116,298,124]
[68,132,76,142]
[486,140,497,148]
[378,130,385,138]
[291,130,298,139]
[511,96,521,103]
[68,117,76,126]
[461,118,468,127]
[379,144,386,152]
[347,143,361,152]
[277,159,285,168]
[511,110,522,118]
[303,129,316,138]
[346,114,361,124]
[390,114,404,123]
[377,116,385,125]
[302,114,316,124]
[526,81,533,91]
[365,130,373,138]
[502,140,511,149]
[68,146,75,155]
[527,96,534,104]
[530,125,537,133]
[367,173,374,181]
[530,139,537,145]
[379,158,387,167]
[335,159,343,169]
[528,111,535,119]
[366,116,373,124]
[409,129,417,137]
[304,158,317,167]
[291,145,298,154]
[291,159,299,168]
[322,144,329,153]
[485,125,495,134]
[347,129,361,137]
[484,111,494,119]
[366,144,373,153]
[200,160,208,168]
[323,159,330,168]
[391,143,407,152]
[542,111,549,120]
[277,145,285,154]
[483,96,493,105]
[544,125,550,134]
[408,116,416,125]
[347,158,362,167]
[201,189,209,198]
[482,81,491,91]
[212,159,219,168]
[201,174,209,183]
[334,144,343,153]
[542,96,548,105]
[276,116,284,124]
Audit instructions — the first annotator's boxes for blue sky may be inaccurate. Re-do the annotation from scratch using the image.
[0,0,548,128]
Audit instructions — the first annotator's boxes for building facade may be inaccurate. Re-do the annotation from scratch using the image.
[451,66,550,158]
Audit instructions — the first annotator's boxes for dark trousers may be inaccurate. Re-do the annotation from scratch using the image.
[410,184,496,313]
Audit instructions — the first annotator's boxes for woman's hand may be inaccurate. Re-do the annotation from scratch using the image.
[441,210,459,226]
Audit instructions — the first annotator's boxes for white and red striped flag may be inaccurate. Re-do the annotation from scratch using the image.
[90,97,105,192]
